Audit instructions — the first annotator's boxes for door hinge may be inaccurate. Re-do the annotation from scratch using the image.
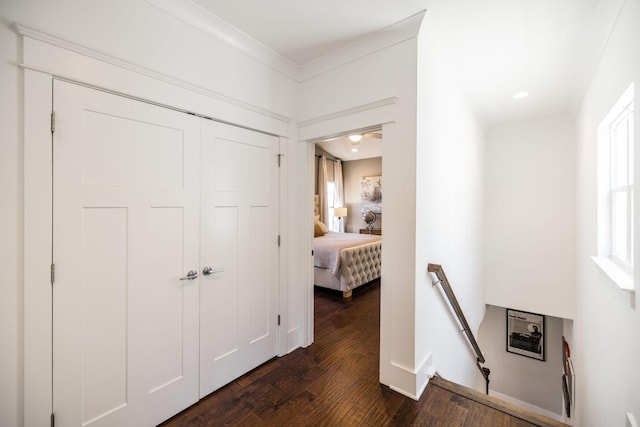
[51,111,55,134]
[311,250,314,256]
[277,153,283,167]
[51,412,55,427]
[277,235,281,247]
[50,264,55,285]
[278,315,281,326]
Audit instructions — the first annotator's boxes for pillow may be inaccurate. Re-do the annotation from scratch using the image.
[313,215,329,237]
[314,222,325,237]
[314,215,329,233]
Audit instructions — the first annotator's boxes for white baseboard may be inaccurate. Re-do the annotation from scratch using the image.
[385,352,434,401]
[415,352,434,399]
[387,360,420,400]
[389,384,419,400]
[286,326,300,354]
[489,390,564,422]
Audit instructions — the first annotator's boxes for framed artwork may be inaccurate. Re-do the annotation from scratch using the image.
[562,375,571,417]
[562,336,575,414]
[360,175,382,214]
[506,308,545,361]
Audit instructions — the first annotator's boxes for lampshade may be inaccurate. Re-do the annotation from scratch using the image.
[334,207,348,217]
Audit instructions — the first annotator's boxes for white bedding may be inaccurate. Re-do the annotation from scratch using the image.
[314,231,381,276]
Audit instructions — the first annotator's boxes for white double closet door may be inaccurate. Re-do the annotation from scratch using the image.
[52,80,279,426]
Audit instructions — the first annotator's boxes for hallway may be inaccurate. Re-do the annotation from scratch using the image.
[161,281,563,426]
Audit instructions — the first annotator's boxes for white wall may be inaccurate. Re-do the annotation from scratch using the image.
[574,0,640,424]
[485,118,576,320]
[0,1,303,426]
[415,12,486,391]
[478,305,563,417]
[342,157,383,233]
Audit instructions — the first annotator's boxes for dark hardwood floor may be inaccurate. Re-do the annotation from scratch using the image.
[159,281,552,426]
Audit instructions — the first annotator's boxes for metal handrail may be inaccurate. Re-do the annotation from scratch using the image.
[428,263,491,394]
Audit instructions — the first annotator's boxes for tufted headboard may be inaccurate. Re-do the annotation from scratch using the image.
[314,194,320,217]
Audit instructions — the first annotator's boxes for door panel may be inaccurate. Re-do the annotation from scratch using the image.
[208,205,240,361]
[146,207,189,393]
[199,120,279,397]
[53,80,200,427]
[81,207,128,424]
[80,109,185,189]
[248,205,270,342]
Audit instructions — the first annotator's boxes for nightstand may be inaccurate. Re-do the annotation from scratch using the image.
[359,228,381,235]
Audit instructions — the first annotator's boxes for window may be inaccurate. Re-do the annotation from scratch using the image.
[326,181,337,232]
[610,103,634,268]
[594,83,635,290]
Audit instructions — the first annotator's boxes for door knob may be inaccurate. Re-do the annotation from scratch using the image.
[180,270,198,280]
[203,266,224,276]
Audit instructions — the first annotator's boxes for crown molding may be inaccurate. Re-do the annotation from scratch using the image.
[145,0,300,81]
[14,22,292,125]
[299,11,426,82]
[145,1,426,84]
[15,5,425,112]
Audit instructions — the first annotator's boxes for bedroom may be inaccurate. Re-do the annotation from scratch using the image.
[313,131,383,300]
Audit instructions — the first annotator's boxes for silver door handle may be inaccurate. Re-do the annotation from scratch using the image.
[203,266,224,276]
[180,270,198,280]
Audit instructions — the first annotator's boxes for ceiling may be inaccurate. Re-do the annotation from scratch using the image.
[193,0,623,158]
[424,0,623,126]
[316,133,383,162]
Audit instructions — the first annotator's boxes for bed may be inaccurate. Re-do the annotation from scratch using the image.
[313,228,382,299]
[312,194,382,298]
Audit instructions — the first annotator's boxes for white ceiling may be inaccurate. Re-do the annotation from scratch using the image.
[193,0,623,156]
[316,134,383,162]
[425,0,623,126]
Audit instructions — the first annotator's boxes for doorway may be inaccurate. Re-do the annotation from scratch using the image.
[309,127,383,334]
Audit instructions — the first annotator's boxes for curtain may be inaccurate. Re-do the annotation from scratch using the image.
[333,160,345,232]
[318,155,329,224]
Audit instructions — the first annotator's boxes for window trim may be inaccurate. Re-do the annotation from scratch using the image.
[591,256,634,291]
[609,103,634,269]
[594,82,635,292]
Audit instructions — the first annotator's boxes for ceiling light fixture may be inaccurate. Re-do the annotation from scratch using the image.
[351,148,358,152]
[513,91,529,99]
[349,134,363,143]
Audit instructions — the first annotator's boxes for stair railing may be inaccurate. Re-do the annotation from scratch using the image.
[427,263,491,394]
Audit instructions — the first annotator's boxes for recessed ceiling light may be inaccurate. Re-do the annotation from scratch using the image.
[513,91,529,99]
[349,134,363,143]
[351,148,358,152]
